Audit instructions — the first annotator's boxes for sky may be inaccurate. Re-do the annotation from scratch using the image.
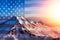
[25,0,60,27]
[25,0,42,17]
[0,0,44,17]
[0,0,60,26]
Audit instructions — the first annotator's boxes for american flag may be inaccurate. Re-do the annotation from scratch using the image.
[0,0,55,40]
[0,0,24,16]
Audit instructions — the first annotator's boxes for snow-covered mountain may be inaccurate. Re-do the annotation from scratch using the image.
[16,16,60,38]
[0,16,60,40]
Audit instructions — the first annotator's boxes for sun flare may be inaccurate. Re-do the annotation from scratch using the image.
[49,2,60,20]
[47,2,60,26]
